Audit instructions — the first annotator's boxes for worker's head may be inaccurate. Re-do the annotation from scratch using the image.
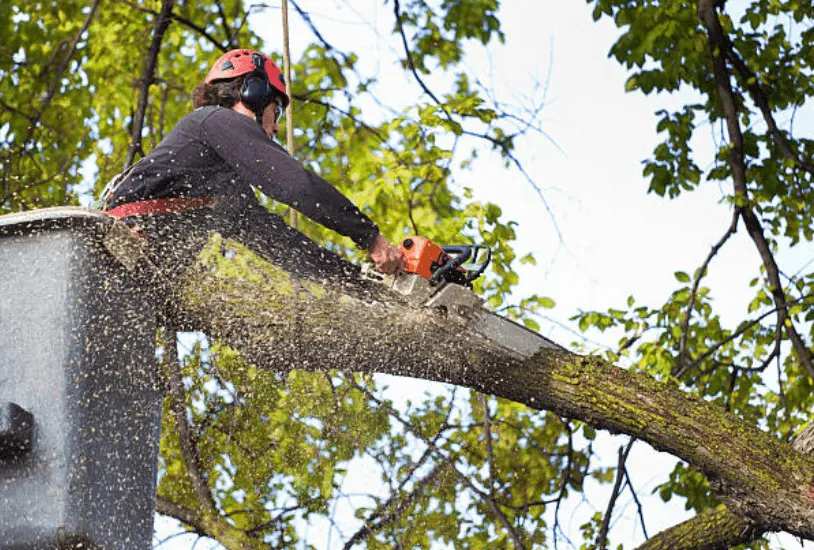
[192,49,289,136]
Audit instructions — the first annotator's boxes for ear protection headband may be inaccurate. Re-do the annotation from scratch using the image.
[240,53,276,124]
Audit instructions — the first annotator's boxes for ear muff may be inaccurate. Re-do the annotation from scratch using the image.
[240,74,273,122]
[240,53,275,124]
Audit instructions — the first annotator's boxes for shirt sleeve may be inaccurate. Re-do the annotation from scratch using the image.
[200,107,380,250]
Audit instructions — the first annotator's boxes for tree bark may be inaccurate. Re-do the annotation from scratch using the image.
[162,235,814,545]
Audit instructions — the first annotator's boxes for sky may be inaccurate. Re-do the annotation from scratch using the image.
[156,0,814,548]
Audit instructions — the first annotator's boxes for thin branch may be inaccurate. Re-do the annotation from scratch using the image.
[674,211,740,377]
[354,383,533,546]
[341,463,445,549]
[623,467,648,539]
[723,38,814,175]
[295,94,389,144]
[680,292,814,377]
[462,128,565,243]
[123,0,175,169]
[392,0,444,108]
[155,495,207,536]
[117,0,227,53]
[290,0,350,65]
[213,0,235,48]
[552,420,575,550]
[479,394,527,549]
[597,439,635,549]
[165,328,219,518]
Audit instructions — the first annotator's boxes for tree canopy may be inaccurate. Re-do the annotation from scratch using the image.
[1,0,813,549]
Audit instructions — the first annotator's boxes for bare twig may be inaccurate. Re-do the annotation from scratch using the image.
[391,0,562,242]
[213,0,235,48]
[355,383,533,547]
[290,0,351,65]
[597,439,635,549]
[341,463,445,549]
[623,467,648,539]
[674,211,740,377]
[680,292,814,377]
[392,0,444,107]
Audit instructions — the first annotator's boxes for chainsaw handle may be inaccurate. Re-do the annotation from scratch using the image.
[430,246,471,285]
[441,245,491,283]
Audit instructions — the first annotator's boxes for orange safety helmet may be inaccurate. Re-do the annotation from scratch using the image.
[204,49,289,122]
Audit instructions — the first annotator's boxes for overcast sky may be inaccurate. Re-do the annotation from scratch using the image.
[157,1,814,548]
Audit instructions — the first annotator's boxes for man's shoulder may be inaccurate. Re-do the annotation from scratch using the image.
[193,105,249,124]
[184,105,231,124]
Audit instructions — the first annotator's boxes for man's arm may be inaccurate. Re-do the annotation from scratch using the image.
[201,107,380,250]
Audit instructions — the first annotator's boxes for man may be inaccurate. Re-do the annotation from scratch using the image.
[104,49,404,279]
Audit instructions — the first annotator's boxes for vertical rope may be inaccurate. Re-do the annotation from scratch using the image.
[281,0,298,229]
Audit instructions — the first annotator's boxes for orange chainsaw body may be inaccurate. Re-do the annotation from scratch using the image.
[399,237,450,280]
[399,236,491,286]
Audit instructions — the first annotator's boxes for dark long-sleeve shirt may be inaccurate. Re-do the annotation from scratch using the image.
[108,106,379,250]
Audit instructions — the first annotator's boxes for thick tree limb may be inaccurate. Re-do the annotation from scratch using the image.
[156,496,209,536]
[635,505,759,550]
[635,423,814,550]
[166,235,814,543]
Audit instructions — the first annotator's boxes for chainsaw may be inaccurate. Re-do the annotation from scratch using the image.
[400,236,491,288]
[366,236,562,359]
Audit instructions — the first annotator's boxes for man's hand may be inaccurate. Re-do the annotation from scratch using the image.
[370,234,405,275]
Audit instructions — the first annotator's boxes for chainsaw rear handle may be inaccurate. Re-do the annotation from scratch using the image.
[430,246,472,284]
[441,245,492,282]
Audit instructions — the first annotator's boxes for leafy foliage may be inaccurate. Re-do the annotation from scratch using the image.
[0,1,589,548]
[3,0,812,548]
[578,0,814,546]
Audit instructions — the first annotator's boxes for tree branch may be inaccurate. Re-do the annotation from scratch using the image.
[674,211,739,377]
[623,465,648,540]
[479,394,528,549]
[171,235,814,541]
[165,329,219,518]
[392,0,444,107]
[722,38,814,174]
[697,0,814,381]
[123,0,175,169]
[290,0,351,65]
[597,439,635,549]
[117,0,227,54]
[635,505,759,550]
[341,463,445,549]
[156,495,208,536]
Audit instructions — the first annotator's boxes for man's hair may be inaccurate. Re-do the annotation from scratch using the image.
[191,77,244,109]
